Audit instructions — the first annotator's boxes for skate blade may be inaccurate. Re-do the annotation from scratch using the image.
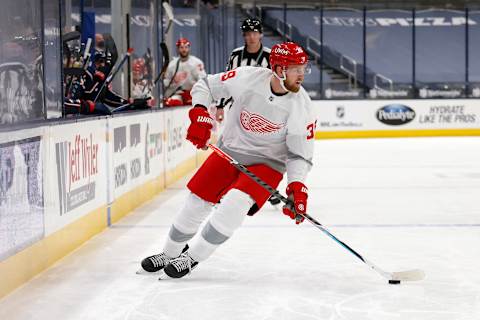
[136,269,146,275]
[158,270,172,280]
[136,268,161,275]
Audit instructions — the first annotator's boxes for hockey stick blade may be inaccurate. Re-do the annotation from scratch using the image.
[163,2,174,34]
[391,269,425,281]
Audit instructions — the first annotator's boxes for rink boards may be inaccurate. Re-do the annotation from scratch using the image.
[0,107,210,299]
[313,99,480,138]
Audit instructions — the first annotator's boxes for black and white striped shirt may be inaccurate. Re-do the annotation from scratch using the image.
[226,44,271,71]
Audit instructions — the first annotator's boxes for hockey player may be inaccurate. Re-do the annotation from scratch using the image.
[216,17,270,121]
[141,42,315,279]
[163,38,206,107]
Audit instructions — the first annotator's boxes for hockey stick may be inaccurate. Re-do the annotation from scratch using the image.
[111,97,152,113]
[93,47,134,103]
[140,42,170,96]
[163,2,174,34]
[207,143,425,284]
[162,57,181,98]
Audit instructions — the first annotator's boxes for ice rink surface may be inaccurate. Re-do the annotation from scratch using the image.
[1,137,479,320]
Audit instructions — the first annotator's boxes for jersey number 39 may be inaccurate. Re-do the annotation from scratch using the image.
[221,70,237,81]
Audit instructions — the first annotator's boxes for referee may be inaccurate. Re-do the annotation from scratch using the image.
[215,18,271,122]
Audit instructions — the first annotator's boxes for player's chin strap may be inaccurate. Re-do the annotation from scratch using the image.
[272,68,289,92]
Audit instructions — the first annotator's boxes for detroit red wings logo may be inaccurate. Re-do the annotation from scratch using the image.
[240,110,285,134]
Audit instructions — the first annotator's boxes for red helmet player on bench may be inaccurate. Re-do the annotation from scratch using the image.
[163,37,206,107]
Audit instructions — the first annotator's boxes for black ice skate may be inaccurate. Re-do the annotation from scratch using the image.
[161,252,198,279]
[140,245,189,273]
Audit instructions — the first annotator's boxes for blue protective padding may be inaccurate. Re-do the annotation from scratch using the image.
[81,11,96,58]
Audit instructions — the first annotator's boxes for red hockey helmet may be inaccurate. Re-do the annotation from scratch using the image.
[269,42,308,70]
[176,37,191,47]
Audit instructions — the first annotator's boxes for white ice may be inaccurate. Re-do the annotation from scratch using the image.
[1,137,480,320]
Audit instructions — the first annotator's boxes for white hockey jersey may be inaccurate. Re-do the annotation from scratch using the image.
[163,55,206,97]
[191,66,315,183]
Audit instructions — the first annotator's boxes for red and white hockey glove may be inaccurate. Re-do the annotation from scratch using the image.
[186,105,214,149]
[282,182,308,224]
